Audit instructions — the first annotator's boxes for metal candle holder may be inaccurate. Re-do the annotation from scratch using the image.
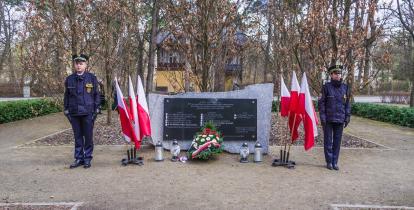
[253,142,263,163]
[239,142,249,163]
[155,141,164,161]
[170,140,180,162]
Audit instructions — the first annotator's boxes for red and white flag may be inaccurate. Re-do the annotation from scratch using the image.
[115,78,139,147]
[280,75,290,117]
[128,76,141,145]
[298,72,318,151]
[288,71,302,142]
[136,75,152,137]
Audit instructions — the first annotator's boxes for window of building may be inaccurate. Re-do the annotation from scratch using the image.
[156,86,168,92]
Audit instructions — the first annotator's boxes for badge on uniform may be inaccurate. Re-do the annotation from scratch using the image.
[86,83,93,93]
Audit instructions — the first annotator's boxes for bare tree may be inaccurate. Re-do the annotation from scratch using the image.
[0,0,20,85]
[146,0,159,95]
[396,0,414,107]
[164,0,239,92]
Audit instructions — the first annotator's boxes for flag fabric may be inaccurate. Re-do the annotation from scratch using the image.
[115,78,139,147]
[298,72,318,151]
[280,75,290,117]
[136,75,152,137]
[288,71,302,142]
[128,76,141,144]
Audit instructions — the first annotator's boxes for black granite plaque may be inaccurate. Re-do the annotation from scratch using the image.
[163,98,257,141]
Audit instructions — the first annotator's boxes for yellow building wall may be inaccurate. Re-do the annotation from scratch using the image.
[156,70,185,93]
[156,70,236,92]
[225,75,234,91]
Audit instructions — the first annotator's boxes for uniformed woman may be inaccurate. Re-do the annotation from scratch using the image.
[318,64,351,171]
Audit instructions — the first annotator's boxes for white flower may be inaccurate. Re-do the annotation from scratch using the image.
[200,138,205,143]
[206,137,211,141]
[202,135,207,138]
[212,139,217,143]
[193,143,198,149]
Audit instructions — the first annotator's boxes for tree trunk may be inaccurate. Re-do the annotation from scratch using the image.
[201,43,210,92]
[329,0,339,65]
[136,35,144,81]
[253,60,257,83]
[344,0,354,99]
[55,31,65,92]
[0,1,6,75]
[103,17,112,125]
[213,42,226,92]
[0,2,13,82]
[7,47,15,85]
[68,0,77,71]
[184,56,191,92]
[271,4,280,95]
[239,55,244,84]
[410,38,414,107]
[362,0,377,94]
[362,43,372,93]
[146,0,159,96]
[264,6,272,83]
[410,81,414,107]
[184,39,192,92]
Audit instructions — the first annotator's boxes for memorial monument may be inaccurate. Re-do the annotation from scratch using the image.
[148,83,274,154]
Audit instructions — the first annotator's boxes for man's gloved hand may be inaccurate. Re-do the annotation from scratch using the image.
[92,108,99,121]
[344,116,350,128]
[64,110,71,122]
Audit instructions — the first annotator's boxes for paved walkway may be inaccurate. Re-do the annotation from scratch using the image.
[345,116,414,150]
[0,97,41,102]
[353,95,381,103]
[0,113,70,150]
[0,114,413,210]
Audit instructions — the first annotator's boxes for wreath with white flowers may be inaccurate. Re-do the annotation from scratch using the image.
[187,121,224,160]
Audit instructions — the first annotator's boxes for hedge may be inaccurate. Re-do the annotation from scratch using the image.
[0,99,62,124]
[351,103,414,128]
[272,100,318,112]
[272,100,414,128]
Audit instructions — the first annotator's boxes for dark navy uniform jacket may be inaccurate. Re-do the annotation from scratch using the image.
[318,81,351,123]
[64,72,100,116]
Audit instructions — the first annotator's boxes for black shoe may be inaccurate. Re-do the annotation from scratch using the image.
[84,161,91,168]
[332,164,339,170]
[326,163,333,170]
[70,160,84,169]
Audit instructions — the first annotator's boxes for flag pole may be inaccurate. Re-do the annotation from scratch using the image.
[282,111,290,163]
[283,115,289,163]
[273,111,295,168]
[283,122,287,157]
[286,112,296,162]
[273,75,296,168]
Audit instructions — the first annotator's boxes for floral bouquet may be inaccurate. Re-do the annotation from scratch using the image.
[187,121,224,160]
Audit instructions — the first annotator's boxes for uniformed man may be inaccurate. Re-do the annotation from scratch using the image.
[318,64,351,171]
[64,54,100,169]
